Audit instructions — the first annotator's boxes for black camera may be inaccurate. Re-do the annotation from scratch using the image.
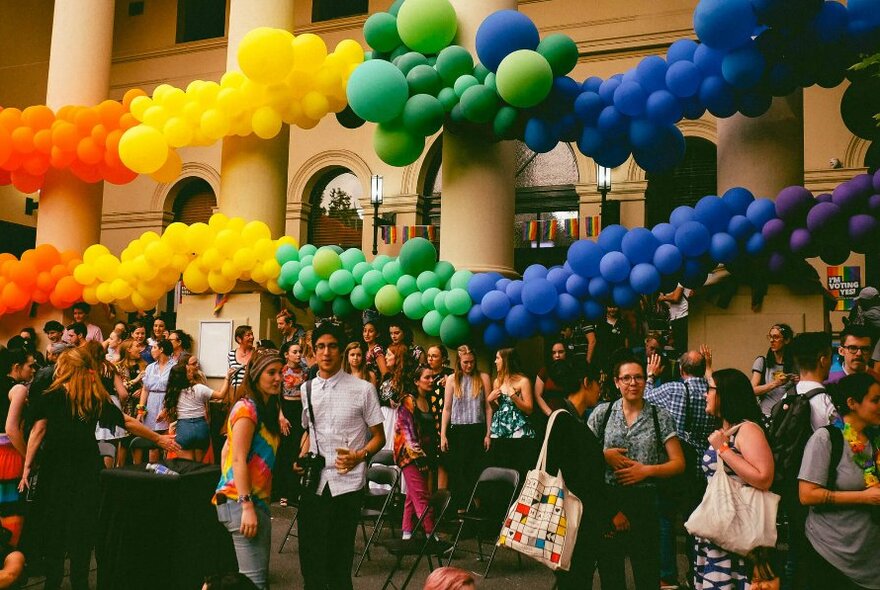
[296,452,325,494]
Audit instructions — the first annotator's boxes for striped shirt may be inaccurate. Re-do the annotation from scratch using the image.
[449,375,485,425]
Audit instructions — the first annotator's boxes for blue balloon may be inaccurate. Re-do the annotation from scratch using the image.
[598,106,629,135]
[667,39,699,63]
[636,56,669,93]
[567,240,604,277]
[746,198,777,230]
[597,224,629,253]
[475,10,540,71]
[682,96,707,119]
[653,243,684,275]
[594,138,632,169]
[553,76,582,99]
[722,187,755,216]
[588,276,612,301]
[467,272,502,303]
[467,304,489,327]
[524,118,558,153]
[613,283,639,308]
[582,76,603,93]
[666,61,702,98]
[646,90,682,125]
[727,215,754,240]
[699,76,737,118]
[505,279,524,304]
[629,118,662,150]
[675,221,712,257]
[600,251,632,283]
[577,127,603,156]
[555,293,582,321]
[523,264,549,281]
[670,205,697,227]
[694,195,732,233]
[613,81,648,117]
[538,315,561,336]
[546,267,571,293]
[522,278,558,315]
[694,44,725,75]
[621,227,660,264]
[481,290,512,321]
[722,43,766,89]
[745,232,766,255]
[709,232,739,263]
[495,278,511,291]
[693,0,757,50]
[652,223,677,244]
[598,77,622,104]
[633,125,685,173]
[630,263,662,294]
[505,304,538,339]
[812,0,849,44]
[574,91,604,124]
[556,114,581,142]
[483,322,509,349]
[739,90,773,117]
[566,273,590,298]
[583,299,605,320]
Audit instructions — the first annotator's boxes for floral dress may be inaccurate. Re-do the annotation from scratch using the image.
[490,391,535,439]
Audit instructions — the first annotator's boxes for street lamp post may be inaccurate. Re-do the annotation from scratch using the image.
[371,174,384,256]
[596,164,611,228]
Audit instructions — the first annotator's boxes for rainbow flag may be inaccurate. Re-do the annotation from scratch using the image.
[563,218,579,239]
[522,220,538,242]
[584,215,601,237]
[401,225,437,243]
[542,219,558,241]
[381,225,398,244]
[827,266,860,311]
[213,293,229,316]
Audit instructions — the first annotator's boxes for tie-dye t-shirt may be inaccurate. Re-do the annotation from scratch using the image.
[213,397,279,510]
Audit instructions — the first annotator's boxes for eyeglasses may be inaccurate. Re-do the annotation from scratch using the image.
[617,375,646,384]
[842,345,873,355]
[767,335,783,341]
[315,342,340,352]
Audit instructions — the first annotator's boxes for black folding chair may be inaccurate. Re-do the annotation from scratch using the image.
[277,497,301,553]
[354,463,401,576]
[446,467,521,578]
[371,449,395,466]
[380,489,453,590]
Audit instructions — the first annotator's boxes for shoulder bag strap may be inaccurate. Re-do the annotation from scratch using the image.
[651,404,664,457]
[536,408,569,472]
[599,402,613,443]
[683,381,692,432]
[306,380,321,456]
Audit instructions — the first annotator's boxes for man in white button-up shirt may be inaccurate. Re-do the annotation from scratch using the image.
[297,323,384,590]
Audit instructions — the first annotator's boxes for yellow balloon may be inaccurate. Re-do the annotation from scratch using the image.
[265,84,294,111]
[196,81,221,105]
[217,88,246,117]
[253,238,276,261]
[288,70,315,99]
[110,278,133,300]
[208,213,230,231]
[231,113,254,137]
[327,95,347,114]
[117,262,137,282]
[129,95,153,121]
[159,267,180,285]
[119,126,169,174]
[302,91,329,121]
[115,297,136,313]
[96,283,115,304]
[200,109,230,140]
[171,253,191,272]
[315,67,342,97]
[163,117,193,148]
[163,87,187,112]
[252,107,283,140]
[277,235,299,248]
[221,71,247,89]
[221,260,240,281]
[233,248,257,271]
[242,220,272,243]
[215,229,240,256]
[83,244,110,265]
[94,254,120,283]
[297,116,320,130]
[201,247,224,270]
[133,257,159,281]
[186,222,214,254]
[143,105,170,129]
[138,281,167,301]
[227,217,246,234]
[182,100,203,125]
[82,285,100,305]
[162,222,189,253]
[73,264,97,286]
[183,265,209,293]
[141,231,161,244]
[250,265,268,284]
[150,149,182,184]
[152,84,175,102]
[262,259,281,280]
[292,34,327,73]
[237,27,295,84]
[130,291,153,311]
[334,39,364,65]
[208,270,235,293]
[144,240,173,266]
[281,100,303,125]
[266,279,285,295]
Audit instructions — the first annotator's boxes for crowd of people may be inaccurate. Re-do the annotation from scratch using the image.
[0,287,878,590]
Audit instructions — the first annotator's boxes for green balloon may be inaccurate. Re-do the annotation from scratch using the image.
[309,295,328,316]
[315,280,335,302]
[427,56,437,66]
[278,260,302,290]
[327,245,344,254]
[434,291,448,315]
[374,121,425,167]
[422,309,443,337]
[329,269,356,295]
[445,288,472,315]
[397,51,429,76]
[396,0,457,54]
[495,50,553,108]
[390,44,411,61]
[350,285,373,310]
[375,284,404,316]
[435,46,473,86]
[453,75,479,98]
[299,244,317,257]
[389,0,405,15]
[332,297,356,318]
[437,87,459,112]
[493,105,520,139]
[382,259,404,283]
[347,60,409,123]
[312,247,343,279]
[417,270,441,291]
[292,281,310,302]
[403,291,427,320]
[484,72,496,91]
[341,248,367,271]
[352,261,372,282]
[421,287,441,310]
[473,63,490,83]
[434,260,455,284]
[372,254,392,270]
[406,65,442,96]
[364,13,401,53]
[397,274,419,297]
[275,244,299,265]
[536,33,579,77]
[460,84,497,123]
[447,269,473,290]
[440,314,470,347]
[300,254,314,267]
[399,237,438,276]
[299,266,319,290]
[361,269,386,296]
[402,94,445,136]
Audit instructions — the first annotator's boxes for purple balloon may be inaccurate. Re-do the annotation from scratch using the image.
[849,214,878,244]
[832,175,872,211]
[761,218,788,244]
[768,252,788,273]
[789,228,814,256]
[874,169,880,192]
[869,194,880,213]
[806,201,843,233]
[775,186,814,221]
[815,192,833,204]
[850,173,875,196]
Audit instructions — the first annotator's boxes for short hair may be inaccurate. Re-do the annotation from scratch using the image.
[312,322,346,348]
[839,324,874,346]
[424,567,475,590]
[43,320,64,333]
[679,350,707,378]
[275,309,292,324]
[71,302,91,314]
[170,329,193,352]
[791,332,832,372]
[612,354,645,379]
[66,322,87,339]
[713,368,763,425]
[49,342,74,356]
[234,325,253,343]
[833,372,880,416]
[555,361,603,395]
[153,339,174,357]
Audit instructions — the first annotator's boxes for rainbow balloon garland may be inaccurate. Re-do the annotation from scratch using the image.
[0,0,878,348]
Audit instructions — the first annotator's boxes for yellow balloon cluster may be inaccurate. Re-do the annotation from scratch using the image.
[71,214,294,312]
[118,28,364,175]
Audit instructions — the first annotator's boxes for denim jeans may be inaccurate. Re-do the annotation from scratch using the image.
[217,501,272,589]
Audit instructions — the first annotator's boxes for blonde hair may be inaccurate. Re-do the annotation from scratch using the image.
[453,345,483,399]
[343,341,367,378]
[50,347,111,420]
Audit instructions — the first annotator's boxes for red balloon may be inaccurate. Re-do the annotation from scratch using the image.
[10,169,43,194]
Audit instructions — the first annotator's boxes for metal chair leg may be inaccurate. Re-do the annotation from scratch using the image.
[381,555,404,590]
[483,543,501,579]
[354,514,387,576]
[277,508,299,553]
[399,549,427,590]
[445,517,466,565]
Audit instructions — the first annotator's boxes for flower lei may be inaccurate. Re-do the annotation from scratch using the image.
[835,417,880,488]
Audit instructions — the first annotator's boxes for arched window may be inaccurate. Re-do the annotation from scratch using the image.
[171,177,216,225]
[308,167,364,248]
[644,137,717,228]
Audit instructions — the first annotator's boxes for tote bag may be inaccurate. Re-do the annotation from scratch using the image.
[684,423,780,556]
[497,409,583,571]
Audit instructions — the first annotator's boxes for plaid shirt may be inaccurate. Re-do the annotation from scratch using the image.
[644,376,717,450]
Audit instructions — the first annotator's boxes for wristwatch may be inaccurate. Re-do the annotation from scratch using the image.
[237,494,253,504]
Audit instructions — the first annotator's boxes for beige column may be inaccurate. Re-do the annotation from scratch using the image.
[717,91,804,197]
[440,0,517,275]
[219,0,294,237]
[36,0,115,252]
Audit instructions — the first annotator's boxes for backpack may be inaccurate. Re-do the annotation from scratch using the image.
[767,387,828,495]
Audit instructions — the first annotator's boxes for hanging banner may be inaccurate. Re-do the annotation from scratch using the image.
[827,266,861,311]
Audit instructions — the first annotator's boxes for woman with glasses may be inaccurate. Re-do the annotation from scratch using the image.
[168,329,193,363]
[487,348,537,480]
[441,345,491,510]
[695,367,774,590]
[587,356,685,590]
[751,323,796,417]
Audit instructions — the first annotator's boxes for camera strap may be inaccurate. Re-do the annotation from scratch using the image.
[305,380,321,456]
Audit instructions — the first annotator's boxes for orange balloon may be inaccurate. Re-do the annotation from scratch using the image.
[97,100,125,128]
[48,290,66,310]
[22,105,55,130]
[0,126,12,166]
[76,137,103,165]
[10,170,42,194]
[36,271,55,292]
[10,260,36,288]
[1,282,29,311]
[50,146,76,169]
[74,109,99,135]
[0,169,9,185]
[11,127,35,154]
[34,244,61,269]
[123,88,147,108]
[55,275,83,303]
[49,265,68,281]
[119,113,138,130]
[91,124,107,147]
[0,151,22,172]
[0,108,22,131]
[60,250,81,265]
[51,122,79,152]
[21,154,50,177]
[33,129,53,154]
[68,161,101,183]
[55,105,76,121]
[102,163,137,185]
[31,289,48,304]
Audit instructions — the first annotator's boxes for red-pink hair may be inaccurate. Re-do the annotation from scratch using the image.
[423,567,475,590]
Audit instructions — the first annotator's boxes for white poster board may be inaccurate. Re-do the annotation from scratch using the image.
[198,320,233,378]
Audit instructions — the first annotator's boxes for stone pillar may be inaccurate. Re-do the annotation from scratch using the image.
[219,0,294,237]
[440,0,517,276]
[36,0,115,252]
[717,91,804,197]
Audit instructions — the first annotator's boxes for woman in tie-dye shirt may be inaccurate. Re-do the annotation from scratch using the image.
[213,348,283,590]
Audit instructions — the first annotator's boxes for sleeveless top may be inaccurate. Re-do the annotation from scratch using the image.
[450,375,485,425]
[0,376,15,434]
[490,392,535,439]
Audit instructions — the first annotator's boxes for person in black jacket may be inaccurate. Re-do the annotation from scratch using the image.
[545,363,626,589]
